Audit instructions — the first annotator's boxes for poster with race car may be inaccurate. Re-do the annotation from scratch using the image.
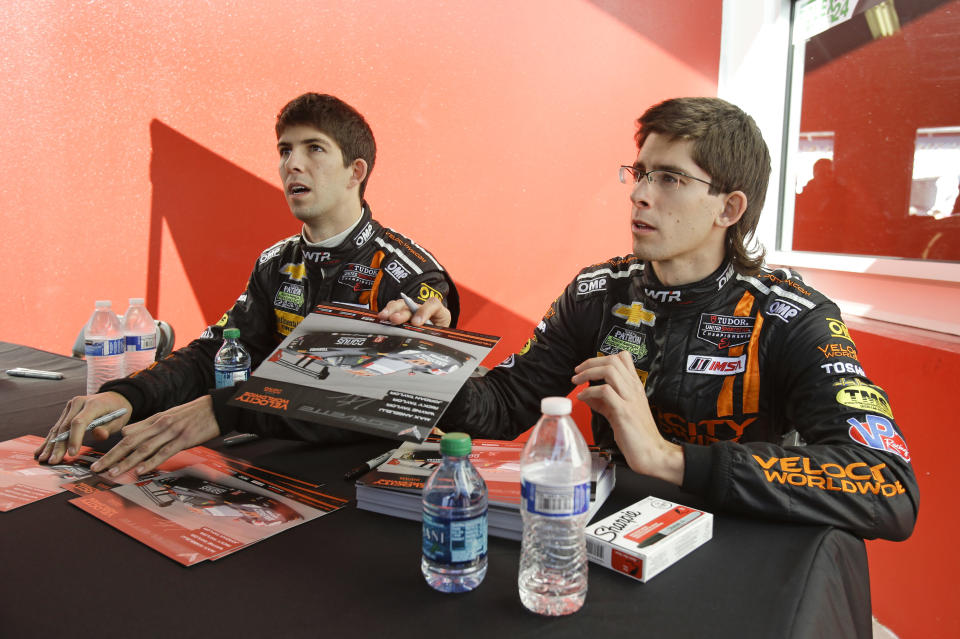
[69,460,347,566]
[227,304,499,442]
[0,435,100,511]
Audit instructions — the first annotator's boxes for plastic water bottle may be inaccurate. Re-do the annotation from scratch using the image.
[214,328,251,388]
[421,432,488,593]
[518,397,591,615]
[83,300,126,395]
[122,298,158,375]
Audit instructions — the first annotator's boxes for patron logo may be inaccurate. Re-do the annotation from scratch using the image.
[576,277,607,296]
[686,354,746,375]
[280,262,307,282]
[645,288,681,303]
[354,222,374,247]
[826,317,854,343]
[384,260,411,282]
[766,299,800,323]
[273,283,304,311]
[338,263,379,292]
[821,362,867,376]
[611,302,656,327]
[599,327,648,365]
[697,313,755,349]
[847,414,911,462]
[303,250,332,264]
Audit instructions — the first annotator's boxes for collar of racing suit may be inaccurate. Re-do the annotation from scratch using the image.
[297,202,380,268]
[636,260,737,312]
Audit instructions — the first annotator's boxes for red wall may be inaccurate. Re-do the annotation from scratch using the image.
[794,1,960,260]
[848,320,960,638]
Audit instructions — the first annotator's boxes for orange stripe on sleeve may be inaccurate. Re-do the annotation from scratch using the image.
[742,312,764,414]
[716,291,756,417]
[363,251,386,311]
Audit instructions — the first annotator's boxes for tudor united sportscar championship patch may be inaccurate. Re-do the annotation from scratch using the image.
[697,313,755,349]
[338,263,379,292]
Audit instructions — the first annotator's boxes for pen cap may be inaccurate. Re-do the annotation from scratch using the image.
[440,432,472,457]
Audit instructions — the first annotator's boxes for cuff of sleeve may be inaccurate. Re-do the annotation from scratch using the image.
[680,443,713,497]
[210,386,245,436]
[98,381,150,422]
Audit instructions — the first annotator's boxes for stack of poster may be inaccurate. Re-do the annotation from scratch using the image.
[0,435,348,566]
[67,446,349,566]
[0,435,103,511]
[355,438,616,540]
[227,304,499,443]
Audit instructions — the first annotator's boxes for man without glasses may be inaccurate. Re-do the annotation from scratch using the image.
[37,92,459,476]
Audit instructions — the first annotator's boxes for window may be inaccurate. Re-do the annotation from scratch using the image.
[719,0,960,336]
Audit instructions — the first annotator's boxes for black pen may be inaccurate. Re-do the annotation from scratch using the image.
[636,510,703,549]
[6,368,64,380]
[344,449,396,480]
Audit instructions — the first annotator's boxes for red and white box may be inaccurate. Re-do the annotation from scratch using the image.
[585,497,712,582]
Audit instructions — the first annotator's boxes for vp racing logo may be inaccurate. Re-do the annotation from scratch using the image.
[847,414,911,462]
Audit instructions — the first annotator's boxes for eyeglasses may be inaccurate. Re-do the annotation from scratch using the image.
[618,165,715,192]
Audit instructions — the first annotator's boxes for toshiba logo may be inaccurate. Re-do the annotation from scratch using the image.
[686,354,746,375]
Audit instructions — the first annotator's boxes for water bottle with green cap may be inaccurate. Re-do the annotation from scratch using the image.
[421,432,488,592]
[214,328,251,389]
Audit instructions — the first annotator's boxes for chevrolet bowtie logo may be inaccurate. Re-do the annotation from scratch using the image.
[281,262,307,282]
[611,302,656,327]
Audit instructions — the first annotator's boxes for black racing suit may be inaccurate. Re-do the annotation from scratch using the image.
[102,204,459,442]
[442,256,918,541]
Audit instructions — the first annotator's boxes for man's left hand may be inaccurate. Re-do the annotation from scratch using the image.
[572,350,684,485]
[89,395,221,477]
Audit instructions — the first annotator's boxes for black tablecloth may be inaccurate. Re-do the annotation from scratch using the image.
[0,342,872,638]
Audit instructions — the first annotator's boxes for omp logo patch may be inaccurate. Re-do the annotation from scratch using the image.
[274,310,304,336]
[766,299,800,322]
[384,260,411,282]
[599,327,647,365]
[686,354,746,375]
[847,415,911,462]
[611,302,655,327]
[354,222,374,247]
[576,277,607,295]
[827,317,854,343]
[274,283,304,311]
[697,313,755,349]
[338,263,379,292]
[259,244,283,264]
[836,383,893,418]
[281,262,307,282]
[417,283,443,303]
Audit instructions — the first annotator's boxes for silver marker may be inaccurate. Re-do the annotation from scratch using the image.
[6,368,64,380]
[400,292,433,326]
[50,408,129,443]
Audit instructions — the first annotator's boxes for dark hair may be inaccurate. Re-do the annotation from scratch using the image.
[635,97,771,274]
[276,93,376,198]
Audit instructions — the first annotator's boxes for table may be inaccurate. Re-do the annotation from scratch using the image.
[0,342,872,638]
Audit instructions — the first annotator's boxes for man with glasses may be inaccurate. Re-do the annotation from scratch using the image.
[388,96,918,542]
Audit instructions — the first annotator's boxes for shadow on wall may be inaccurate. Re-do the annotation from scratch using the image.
[146,121,587,437]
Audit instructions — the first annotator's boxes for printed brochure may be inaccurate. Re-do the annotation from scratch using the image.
[227,304,499,443]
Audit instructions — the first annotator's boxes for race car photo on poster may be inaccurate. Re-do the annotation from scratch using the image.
[228,304,499,443]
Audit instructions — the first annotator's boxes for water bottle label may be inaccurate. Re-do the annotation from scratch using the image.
[422,512,488,564]
[521,480,590,517]
[215,368,250,389]
[126,334,157,351]
[85,337,126,357]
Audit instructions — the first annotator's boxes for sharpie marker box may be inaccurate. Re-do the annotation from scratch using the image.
[584,497,712,582]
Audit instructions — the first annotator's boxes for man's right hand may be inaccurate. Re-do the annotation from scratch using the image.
[34,391,133,464]
[377,296,452,327]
